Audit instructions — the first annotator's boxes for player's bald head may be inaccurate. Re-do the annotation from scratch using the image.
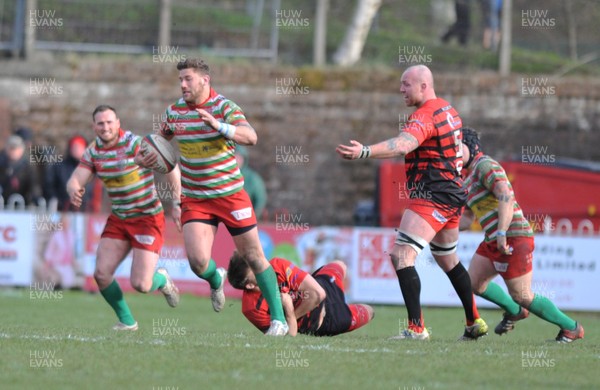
[400,65,436,107]
[403,65,434,89]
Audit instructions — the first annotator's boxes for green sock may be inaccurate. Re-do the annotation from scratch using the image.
[149,272,166,292]
[99,279,136,326]
[480,281,521,316]
[255,266,285,323]
[200,259,221,290]
[528,294,577,331]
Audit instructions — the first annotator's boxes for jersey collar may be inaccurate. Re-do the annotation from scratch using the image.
[96,128,124,150]
[186,88,217,109]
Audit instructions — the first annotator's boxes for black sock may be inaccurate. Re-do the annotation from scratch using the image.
[396,266,423,328]
[446,262,476,324]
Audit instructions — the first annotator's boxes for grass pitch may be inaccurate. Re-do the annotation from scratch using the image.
[1,289,598,390]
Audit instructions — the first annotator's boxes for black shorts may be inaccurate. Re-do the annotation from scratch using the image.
[298,274,352,336]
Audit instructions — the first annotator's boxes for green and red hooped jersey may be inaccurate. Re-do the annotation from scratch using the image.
[162,88,247,200]
[79,129,162,219]
[464,155,533,242]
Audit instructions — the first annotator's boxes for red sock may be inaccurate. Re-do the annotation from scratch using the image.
[469,294,481,326]
[347,304,373,332]
[408,314,425,332]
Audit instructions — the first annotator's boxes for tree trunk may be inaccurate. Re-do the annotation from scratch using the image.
[498,0,512,77]
[333,0,382,67]
[313,0,329,66]
[564,0,578,61]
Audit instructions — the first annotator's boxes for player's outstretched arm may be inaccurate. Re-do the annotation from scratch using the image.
[369,132,420,158]
[66,166,94,208]
[336,133,419,160]
[294,274,326,319]
[281,293,298,336]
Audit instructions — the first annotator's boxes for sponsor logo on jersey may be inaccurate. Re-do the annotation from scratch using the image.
[179,138,228,159]
[470,197,499,220]
[104,170,141,188]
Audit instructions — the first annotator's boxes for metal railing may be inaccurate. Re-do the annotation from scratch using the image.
[1,0,280,62]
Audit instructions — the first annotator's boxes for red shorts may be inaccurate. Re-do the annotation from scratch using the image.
[475,236,534,280]
[314,263,346,291]
[101,213,164,253]
[406,199,462,232]
[181,189,257,235]
[310,262,372,335]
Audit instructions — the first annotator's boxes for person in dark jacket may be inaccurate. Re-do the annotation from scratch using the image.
[0,135,41,206]
[441,0,472,46]
[44,135,94,211]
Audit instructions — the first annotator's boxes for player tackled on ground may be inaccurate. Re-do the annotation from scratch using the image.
[66,105,180,331]
[336,64,487,340]
[460,128,584,343]
[136,58,288,335]
[228,253,373,336]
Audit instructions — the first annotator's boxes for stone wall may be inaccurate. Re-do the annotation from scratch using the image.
[1,57,599,225]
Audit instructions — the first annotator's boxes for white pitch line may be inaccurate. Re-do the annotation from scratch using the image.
[0,333,107,343]
[0,333,167,345]
[300,344,397,354]
[0,332,403,354]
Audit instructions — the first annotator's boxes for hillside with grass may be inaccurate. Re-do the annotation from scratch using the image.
[10,0,598,75]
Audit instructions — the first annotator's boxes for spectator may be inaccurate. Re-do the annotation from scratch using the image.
[235,145,267,220]
[0,135,41,206]
[481,0,502,50]
[15,126,53,201]
[15,126,33,145]
[441,0,472,46]
[44,135,95,211]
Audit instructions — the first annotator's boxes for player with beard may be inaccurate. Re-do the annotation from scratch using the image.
[137,58,288,335]
[336,65,487,340]
[67,105,180,330]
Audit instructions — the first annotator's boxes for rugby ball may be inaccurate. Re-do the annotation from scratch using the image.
[140,134,177,174]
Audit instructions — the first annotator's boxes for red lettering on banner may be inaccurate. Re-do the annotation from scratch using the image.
[0,249,17,259]
[358,231,397,278]
[0,226,16,242]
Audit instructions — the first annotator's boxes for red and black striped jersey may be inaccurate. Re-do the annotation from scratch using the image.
[402,98,466,209]
[241,290,271,332]
[241,258,308,332]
